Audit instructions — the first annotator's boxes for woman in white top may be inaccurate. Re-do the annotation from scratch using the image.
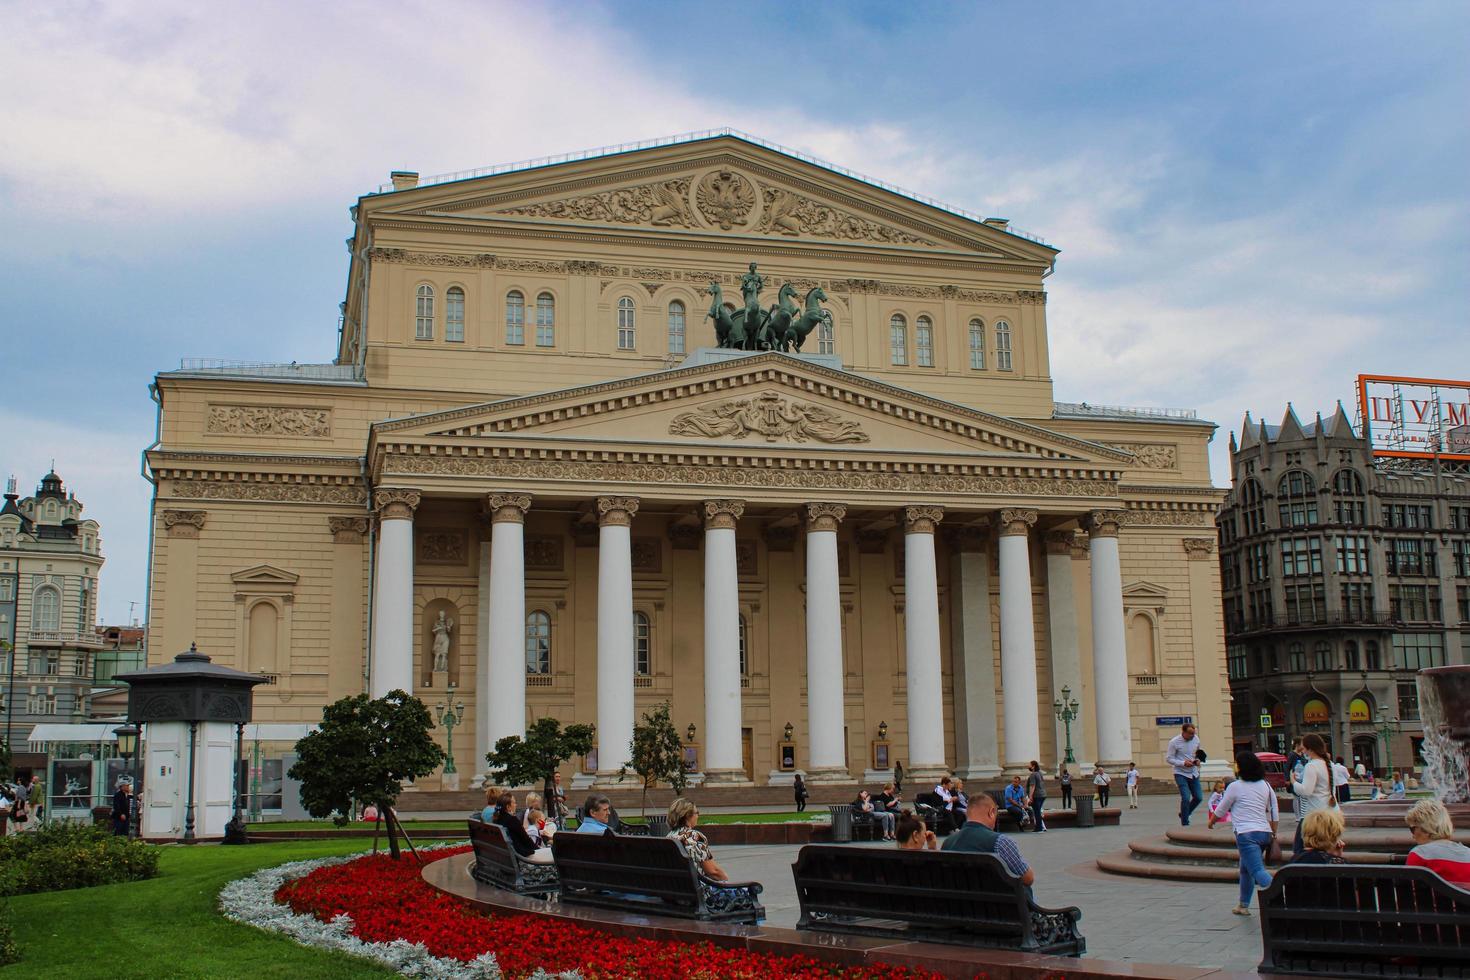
[1288,733,1335,856]
[1209,750,1280,915]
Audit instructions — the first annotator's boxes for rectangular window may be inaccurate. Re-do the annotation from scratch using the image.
[1227,645,1248,680]
[818,322,835,356]
[1453,539,1470,577]
[1280,537,1323,576]
[1384,504,1434,529]
[1283,583,1325,624]
[1336,535,1370,574]
[1287,644,1307,672]
[1340,582,1374,620]
[1451,506,1470,531]
[1389,584,1439,622]
[1335,498,1365,524]
[1393,632,1445,670]
[1387,538,1435,576]
[1279,501,1318,527]
[1398,679,1421,721]
[1459,585,1469,623]
[0,577,12,601]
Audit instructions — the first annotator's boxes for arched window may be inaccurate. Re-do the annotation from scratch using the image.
[1348,694,1373,722]
[1313,640,1334,671]
[817,318,835,355]
[1287,641,1306,672]
[1302,697,1331,725]
[738,614,749,677]
[915,316,934,367]
[1332,469,1366,524]
[968,318,985,369]
[505,291,525,345]
[535,292,555,347]
[633,611,651,676]
[414,285,435,340]
[247,601,279,674]
[1343,639,1360,670]
[1126,611,1157,676]
[1365,640,1381,670]
[525,611,551,674]
[445,287,465,343]
[667,301,686,355]
[995,320,1013,370]
[32,585,60,631]
[1278,470,1318,526]
[617,297,636,350]
[889,314,907,365]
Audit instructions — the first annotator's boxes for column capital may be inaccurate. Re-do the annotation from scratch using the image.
[1086,509,1129,538]
[944,522,990,553]
[703,499,745,530]
[1183,536,1217,559]
[903,505,945,535]
[328,515,371,543]
[162,509,207,538]
[1044,529,1077,555]
[373,488,421,521]
[998,508,1038,537]
[596,495,640,527]
[805,502,848,533]
[487,492,532,524]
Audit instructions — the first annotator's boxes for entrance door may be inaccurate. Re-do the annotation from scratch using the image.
[741,728,753,781]
[1352,735,1378,776]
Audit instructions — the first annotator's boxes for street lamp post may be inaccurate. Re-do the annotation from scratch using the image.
[1052,686,1081,766]
[437,697,466,774]
[1374,707,1401,778]
[113,723,139,839]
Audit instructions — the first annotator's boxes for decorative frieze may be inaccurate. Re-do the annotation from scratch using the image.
[487,492,532,524]
[703,499,745,530]
[206,405,331,438]
[172,479,367,506]
[373,488,421,521]
[1122,505,1219,527]
[162,510,206,538]
[1107,443,1179,470]
[903,505,944,535]
[805,502,847,533]
[328,515,370,544]
[596,496,639,527]
[368,247,497,268]
[417,530,466,564]
[998,508,1038,537]
[1183,537,1217,559]
[756,185,936,245]
[1086,509,1129,538]
[499,178,697,228]
[669,393,869,444]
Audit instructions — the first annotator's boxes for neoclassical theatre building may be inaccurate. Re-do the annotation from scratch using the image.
[145,133,1229,795]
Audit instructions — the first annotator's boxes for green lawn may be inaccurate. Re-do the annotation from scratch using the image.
[1,840,396,979]
[248,811,825,833]
[248,819,465,831]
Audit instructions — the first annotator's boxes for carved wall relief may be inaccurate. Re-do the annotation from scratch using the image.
[417,529,467,565]
[695,170,756,229]
[499,178,696,228]
[1108,443,1179,470]
[630,536,663,574]
[757,185,937,245]
[207,405,331,437]
[524,535,564,571]
[668,393,869,444]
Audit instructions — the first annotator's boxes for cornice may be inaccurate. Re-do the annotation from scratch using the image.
[370,353,1129,466]
[148,450,364,470]
[1118,484,1227,498]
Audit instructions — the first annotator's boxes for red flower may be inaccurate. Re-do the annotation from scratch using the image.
[275,847,941,979]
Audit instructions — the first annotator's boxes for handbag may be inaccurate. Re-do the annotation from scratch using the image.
[1266,835,1284,864]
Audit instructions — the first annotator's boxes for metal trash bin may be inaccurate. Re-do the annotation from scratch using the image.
[827,804,854,843]
[1074,795,1095,828]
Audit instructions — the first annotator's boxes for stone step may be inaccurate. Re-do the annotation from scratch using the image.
[1095,849,1241,883]
[1130,834,1400,867]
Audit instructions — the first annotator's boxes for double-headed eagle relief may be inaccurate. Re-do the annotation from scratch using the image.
[706,262,833,353]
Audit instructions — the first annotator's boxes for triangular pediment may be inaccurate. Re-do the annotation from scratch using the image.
[367,135,1054,263]
[371,353,1128,469]
[1122,580,1170,602]
[231,564,300,587]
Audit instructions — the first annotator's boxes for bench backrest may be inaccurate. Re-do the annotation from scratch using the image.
[1260,865,1470,974]
[792,844,1033,943]
[467,818,516,870]
[552,830,701,911]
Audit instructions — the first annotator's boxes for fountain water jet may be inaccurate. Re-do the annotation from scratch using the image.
[1418,665,1470,804]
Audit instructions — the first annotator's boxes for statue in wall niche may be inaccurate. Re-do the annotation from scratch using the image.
[431,610,454,673]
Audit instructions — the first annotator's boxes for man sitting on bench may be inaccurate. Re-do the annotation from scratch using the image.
[1002,776,1030,831]
[942,793,1035,887]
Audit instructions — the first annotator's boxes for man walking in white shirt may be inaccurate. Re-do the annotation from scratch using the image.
[1165,722,1204,826]
[1125,762,1141,809]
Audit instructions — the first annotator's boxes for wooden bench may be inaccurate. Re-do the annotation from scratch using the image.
[466,819,559,896]
[551,828,764,923]
[791,844,1085,955]
[1258,864,1470,978]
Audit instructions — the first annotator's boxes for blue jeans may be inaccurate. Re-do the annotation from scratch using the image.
[1175,774,1203,825]
[1235,830,1274,907]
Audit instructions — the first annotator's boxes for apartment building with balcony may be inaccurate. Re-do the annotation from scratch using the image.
[1217,405,1470,774]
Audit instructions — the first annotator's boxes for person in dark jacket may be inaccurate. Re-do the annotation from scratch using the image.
[793,773,809,813]
[111,781,133,836]
[492,792,553,863]
[1025,761,1048,832]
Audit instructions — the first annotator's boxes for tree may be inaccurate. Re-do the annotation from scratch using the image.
[288,689,444,859]
[620,700,687,819]
[0,735,11,783]
[485,716,594,817]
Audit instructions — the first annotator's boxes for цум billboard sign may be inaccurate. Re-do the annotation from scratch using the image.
[1357,374,1470,462]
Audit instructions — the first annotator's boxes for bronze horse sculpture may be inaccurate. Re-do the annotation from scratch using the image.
[780,286,831,352]
[705,275,831,353]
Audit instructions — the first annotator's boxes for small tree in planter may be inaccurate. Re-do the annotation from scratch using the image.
[620,701,688,820]
[484,716,595,820]
[288,689,444,859]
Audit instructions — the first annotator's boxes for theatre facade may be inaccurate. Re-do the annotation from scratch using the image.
[145,133,1229,793]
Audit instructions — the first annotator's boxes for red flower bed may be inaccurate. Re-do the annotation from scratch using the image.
[276,847,941,979]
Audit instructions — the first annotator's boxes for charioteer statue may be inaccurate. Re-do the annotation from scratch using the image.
[705,261,832,353]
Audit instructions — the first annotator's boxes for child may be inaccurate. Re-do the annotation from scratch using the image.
[1207,779,1230,823]
[525,807,555,844]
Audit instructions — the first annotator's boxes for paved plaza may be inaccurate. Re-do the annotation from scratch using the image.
[716,793,1269,972]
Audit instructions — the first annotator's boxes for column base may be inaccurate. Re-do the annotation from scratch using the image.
[804,766,852,784]
[593,771,632,789]
[701,768,753,786]
[861,768,894,786]
[1001,761,1036,777]
[903,764,951,784]
[570,772,597,791]
[1096,759,1134,771]
[953,764,1003,781]
[766,769,804,786]
[440,771,461,792]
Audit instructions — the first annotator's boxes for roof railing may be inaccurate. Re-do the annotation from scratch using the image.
[172,359,363,382]
[373,127,1046,245]
[1053,401,1199,421]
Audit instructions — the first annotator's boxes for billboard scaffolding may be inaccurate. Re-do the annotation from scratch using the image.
[1356,375,1470,468]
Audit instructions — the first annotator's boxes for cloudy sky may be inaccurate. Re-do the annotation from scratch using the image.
[2,1,1466,625]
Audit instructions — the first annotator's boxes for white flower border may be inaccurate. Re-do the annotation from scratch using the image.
[218,846,581,980]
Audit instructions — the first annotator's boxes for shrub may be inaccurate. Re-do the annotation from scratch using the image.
[0,901,17,966]
[0,822,159,897]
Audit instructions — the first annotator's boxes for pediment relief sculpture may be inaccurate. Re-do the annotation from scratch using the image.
[669,392,869,445]
[500,177,697,228]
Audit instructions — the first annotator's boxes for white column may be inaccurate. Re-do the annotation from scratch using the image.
[1088,509,1133,767]
[370,488,420,698]
[486,493,531,753]
[903,506,947,778]
[949,526,1001,779]
[1045,530,1087,769]
[595,496,639,783]
[804,502,849,782]
[475,521,493,774]
[998,508,1040,771]
[703,499,747,783]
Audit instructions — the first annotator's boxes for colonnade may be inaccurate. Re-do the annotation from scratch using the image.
[369,487,1135,782]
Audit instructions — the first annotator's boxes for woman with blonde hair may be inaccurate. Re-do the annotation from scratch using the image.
[666,797,728,881]
[1288,808,1346,864]
[1405,799,1470,885]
